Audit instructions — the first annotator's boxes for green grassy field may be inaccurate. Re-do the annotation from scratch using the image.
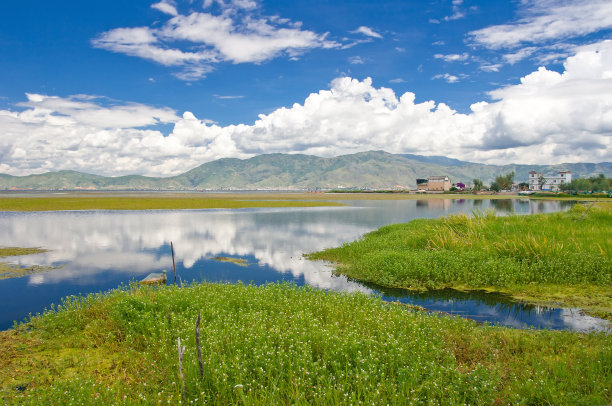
[309,203,612,319]
[0,247,50,280]
[0,195,344,211]
[2,191,608,212]
[1,282,610,405]
[0,247,47,258]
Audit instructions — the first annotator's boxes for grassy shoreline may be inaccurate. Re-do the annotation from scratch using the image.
[1,194,610,403]
[0,195,343,211]
[2,191,607,212]
[1,282,610,405]
[0,247,51,280]
[0,247,48,257]
[309,203,612,320]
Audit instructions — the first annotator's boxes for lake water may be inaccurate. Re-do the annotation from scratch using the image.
[0,198,607,332]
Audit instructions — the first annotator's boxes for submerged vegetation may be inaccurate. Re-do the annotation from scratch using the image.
[0,247,50,280]
[310,203,612,319]
[1,282,610,405]
[212,256,249,266]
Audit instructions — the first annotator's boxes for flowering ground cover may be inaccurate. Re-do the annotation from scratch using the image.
[0,282,610,405]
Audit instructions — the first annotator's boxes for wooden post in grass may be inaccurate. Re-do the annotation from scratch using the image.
[171,241,177,285]
[576,202,595,222]
[196,309,204,379]
[177,336,186,399]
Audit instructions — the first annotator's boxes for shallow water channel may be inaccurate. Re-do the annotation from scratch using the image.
[0,198,607,332]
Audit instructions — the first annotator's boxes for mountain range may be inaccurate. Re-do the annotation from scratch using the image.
[1,151,610,191]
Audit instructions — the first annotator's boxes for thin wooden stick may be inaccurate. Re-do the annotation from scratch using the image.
[196,309,204,379]
[171,241,177,285]
[177,337,186,399]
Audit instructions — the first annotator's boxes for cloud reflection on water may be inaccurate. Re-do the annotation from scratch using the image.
[0,207,372,292]
[0,199,603,332]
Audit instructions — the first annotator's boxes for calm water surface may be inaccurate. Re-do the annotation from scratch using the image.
[0,198,607,332]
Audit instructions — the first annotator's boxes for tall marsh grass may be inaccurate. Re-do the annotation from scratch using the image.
[310,204,612,297]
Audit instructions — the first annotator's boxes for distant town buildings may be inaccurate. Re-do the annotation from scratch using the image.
[428,176,451,191]
[417,176,451,192]
[528,171,572,191]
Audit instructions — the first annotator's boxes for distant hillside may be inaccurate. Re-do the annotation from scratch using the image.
[1,151,610,190]
[398,154,472,167]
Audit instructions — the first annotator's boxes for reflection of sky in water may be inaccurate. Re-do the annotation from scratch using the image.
[0,199,606,332]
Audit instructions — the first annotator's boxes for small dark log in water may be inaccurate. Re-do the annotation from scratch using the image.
[196,309,204,379]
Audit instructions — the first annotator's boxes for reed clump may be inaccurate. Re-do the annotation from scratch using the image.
[309,204,612,316]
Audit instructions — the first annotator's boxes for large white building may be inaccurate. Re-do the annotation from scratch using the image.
[528,171,572,191]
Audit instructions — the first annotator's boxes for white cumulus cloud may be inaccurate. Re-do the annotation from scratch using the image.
[1,40,611,176]
[467,0,612,70]
[434,53,469,63]
[92,1,338,80]
[469,0,612,50]
[444,0,467,21]
[432,73,461,83]
[151,0,178,16]
[351,26,383,39]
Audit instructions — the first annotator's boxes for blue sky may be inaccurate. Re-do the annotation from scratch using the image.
[1,0,611,176]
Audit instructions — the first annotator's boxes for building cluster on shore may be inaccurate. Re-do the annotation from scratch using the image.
[416,176,451,192]
[415,171,573,193]
[528,171,572,191]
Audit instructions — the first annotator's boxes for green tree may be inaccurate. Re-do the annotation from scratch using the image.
[562,174,611,193]
[560,182,571,192]
[472,178,483,193]
[593,174,608,192]
[537,175,546,191]
[490,172,515,192]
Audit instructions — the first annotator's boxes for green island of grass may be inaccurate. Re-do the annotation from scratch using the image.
[0,247,48,258]
[212,256,249,267]
[309,202,612,320]
[0,247,51,280]
[0,194,343,211]
[1,282,610,405]
[3,191,606,213]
